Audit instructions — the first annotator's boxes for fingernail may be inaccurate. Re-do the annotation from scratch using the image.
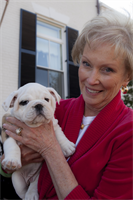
[3,124,6,128]
[5,130,9,134]
[6,117,9,120]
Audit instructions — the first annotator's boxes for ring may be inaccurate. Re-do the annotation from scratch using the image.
[15,127,23,136]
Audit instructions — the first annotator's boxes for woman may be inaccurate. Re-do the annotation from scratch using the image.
[2,10,133,199]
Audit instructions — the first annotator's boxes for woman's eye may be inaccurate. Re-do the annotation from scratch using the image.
[105,67,114,73]
[82,61,90,67]
[101,67,114,73]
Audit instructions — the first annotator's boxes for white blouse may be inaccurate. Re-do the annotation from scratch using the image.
[67,115,95,161]
[76,115,96,146]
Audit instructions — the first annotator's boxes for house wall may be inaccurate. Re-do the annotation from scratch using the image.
[0,0,97,126]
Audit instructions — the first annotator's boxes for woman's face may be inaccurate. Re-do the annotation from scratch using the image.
[79,43,129,115]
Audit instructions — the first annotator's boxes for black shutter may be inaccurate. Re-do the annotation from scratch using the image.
[66,26,80,98]
[19,9,36,87]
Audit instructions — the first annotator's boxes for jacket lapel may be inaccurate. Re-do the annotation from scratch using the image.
[67,91,126,166]
[62,95,85,144]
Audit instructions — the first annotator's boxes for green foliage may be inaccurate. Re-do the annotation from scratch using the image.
[122,80,133,109]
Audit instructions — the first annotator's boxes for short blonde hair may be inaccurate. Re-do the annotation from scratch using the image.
[72,10,133,80]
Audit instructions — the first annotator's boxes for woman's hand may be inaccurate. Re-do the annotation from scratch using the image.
[3,117,78,200]
[19,144,44,166]
[2,117,58,157]
[1,145,44,173]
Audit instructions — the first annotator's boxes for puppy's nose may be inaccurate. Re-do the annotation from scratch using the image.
[35,104,43,112]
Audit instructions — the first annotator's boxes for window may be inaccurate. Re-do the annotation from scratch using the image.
[36,20,64,97]
[19,9,80,99]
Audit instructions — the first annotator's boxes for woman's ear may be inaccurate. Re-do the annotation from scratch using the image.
[123,73,130,87]
[123,81,129,87]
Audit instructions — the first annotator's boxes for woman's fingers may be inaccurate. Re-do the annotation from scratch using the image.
[2,117,47,166]
[19,144,44,166]
[2,116,25,142]
[4,128,23,143]
[2,117,27,143]
[5,117,25,129]
[3,118,57,156]
[3,123,18,134]
[20,144,42,159]
[21,153,44,165]
[31,157,44,163]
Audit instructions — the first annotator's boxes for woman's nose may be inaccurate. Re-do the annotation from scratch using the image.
[87,70,100,85]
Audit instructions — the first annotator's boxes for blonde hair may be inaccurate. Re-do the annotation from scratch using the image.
[72,10,133,80]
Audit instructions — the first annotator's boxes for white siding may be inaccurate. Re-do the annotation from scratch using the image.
[0,0,97,126]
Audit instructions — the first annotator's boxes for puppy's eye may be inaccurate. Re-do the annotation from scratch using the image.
[45,98,49,102]
[19,100,29,106]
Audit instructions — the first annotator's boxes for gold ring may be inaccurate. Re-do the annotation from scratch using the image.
[15,127,23,136]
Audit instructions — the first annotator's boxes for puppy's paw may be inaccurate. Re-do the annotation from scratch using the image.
[62,141,76,157]
[2,158,21,170]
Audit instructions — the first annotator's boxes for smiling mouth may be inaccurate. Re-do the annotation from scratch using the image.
[86,88,103,93]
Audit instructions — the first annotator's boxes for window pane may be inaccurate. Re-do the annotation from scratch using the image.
[37,37,49,67]
[49,71,63,97]
[36,68,48,86]
[37,21,61,39]
[50,41,62,70]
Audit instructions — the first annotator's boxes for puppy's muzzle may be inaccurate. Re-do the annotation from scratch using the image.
[35,104,43,112]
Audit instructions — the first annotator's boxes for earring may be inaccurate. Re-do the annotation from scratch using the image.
[121,86,128,94]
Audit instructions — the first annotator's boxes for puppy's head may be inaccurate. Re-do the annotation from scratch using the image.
[2,83,61,127]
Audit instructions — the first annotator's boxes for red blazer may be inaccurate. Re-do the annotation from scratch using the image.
[38,91,133,199]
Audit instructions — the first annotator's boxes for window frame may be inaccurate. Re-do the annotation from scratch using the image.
[36,17,67,99]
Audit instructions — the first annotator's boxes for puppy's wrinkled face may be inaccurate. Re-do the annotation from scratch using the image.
[3,83,61,127]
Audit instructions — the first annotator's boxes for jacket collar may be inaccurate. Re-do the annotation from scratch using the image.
[65,91,126,165]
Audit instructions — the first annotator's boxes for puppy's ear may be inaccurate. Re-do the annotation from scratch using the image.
[2,90,18,112]
[47,87,61,104]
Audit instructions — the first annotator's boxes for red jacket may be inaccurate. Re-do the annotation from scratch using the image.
[38,91,133,199]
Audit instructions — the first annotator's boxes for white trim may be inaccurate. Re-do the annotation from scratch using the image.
[37,65,64,73]
[32,2,70,25]
[37,17,65,29]
[62,27,68,99]
[37,15,66,28]
[37,33,63,44]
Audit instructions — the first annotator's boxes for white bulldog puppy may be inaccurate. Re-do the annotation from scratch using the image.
[1,83,75,200]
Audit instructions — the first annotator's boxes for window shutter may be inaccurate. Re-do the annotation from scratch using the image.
[66,26,80,98]
[19,9,36,87]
